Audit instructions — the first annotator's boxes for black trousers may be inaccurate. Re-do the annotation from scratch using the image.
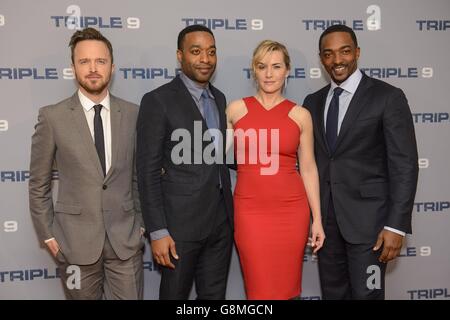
[159,194,233,300]
[318,198,386,300]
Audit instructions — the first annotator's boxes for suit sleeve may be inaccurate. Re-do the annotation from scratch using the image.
[383,88,419,234]
[302,94,313,112]
[28,107,56,243]
[136,92,167,233]
[132,136,144,229]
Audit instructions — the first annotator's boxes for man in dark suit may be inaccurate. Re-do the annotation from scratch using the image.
[29,28,144,299]
[137,25,233,299]
[303,25,418,299]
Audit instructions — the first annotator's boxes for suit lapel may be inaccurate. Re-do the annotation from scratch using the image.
[172,76,225,156]
[173,76,206,126]
[68,93,105,179]
[105,95,122,181]
[210,85,226,132]
[334,74,374,154]
[173,76,226,130]
[211,85,227,157]
[315,85,331,155]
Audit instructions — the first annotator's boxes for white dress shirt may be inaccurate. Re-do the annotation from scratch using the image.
[78,90,112,174]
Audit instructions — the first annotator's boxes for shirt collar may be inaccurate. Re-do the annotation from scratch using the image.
[330,69,363,96]
[78,90,111,112]
[179,72,215,102]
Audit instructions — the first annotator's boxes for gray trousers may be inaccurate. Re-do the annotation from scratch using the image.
[57,234,144,300]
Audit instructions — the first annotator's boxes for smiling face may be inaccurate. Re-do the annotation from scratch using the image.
[254,50,289,94]
[320,31,360,84]
[177,31,217,87]
[72,40,114,100]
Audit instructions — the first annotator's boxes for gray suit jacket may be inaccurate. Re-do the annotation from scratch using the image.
[29,93,144,265]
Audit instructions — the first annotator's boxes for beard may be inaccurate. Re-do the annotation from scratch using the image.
[76,72,111,96]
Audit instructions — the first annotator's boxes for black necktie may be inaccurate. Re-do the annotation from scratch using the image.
[326,87,344,153]
[93,104,106,176]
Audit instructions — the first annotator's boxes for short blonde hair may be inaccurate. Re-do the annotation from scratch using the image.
[251,40,291,79]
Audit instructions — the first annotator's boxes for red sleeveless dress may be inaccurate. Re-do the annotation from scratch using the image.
[234,96,310,300]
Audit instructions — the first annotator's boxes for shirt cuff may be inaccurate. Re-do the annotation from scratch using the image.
[44,237,55,243]
[150,229,170,241]
[384,226,406,237]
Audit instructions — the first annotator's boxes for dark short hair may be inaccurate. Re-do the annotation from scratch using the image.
[319,24,358,52]
[177,24,215,50]
[69,27,113,64]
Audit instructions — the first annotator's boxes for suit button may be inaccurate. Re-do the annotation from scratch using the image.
[102,185,107,190]
[330,157,334,161]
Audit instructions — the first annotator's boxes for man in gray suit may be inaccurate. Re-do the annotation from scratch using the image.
[29,28,144,299]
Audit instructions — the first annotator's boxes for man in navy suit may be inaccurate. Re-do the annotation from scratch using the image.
[137,25,233,299]
[303,25,418,299]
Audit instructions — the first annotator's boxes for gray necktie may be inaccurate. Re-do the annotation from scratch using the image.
[201,89,219,130]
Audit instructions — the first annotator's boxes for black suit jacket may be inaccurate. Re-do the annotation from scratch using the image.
[137,75,233,241]
[303,73,418,244]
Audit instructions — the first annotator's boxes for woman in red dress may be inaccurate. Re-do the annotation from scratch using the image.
[226,40,325,299]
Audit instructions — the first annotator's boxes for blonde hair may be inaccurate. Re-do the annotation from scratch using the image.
[251,40,291,79]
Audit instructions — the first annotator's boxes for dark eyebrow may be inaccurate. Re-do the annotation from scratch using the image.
[189,44,216,50]
[322,45,352,52]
